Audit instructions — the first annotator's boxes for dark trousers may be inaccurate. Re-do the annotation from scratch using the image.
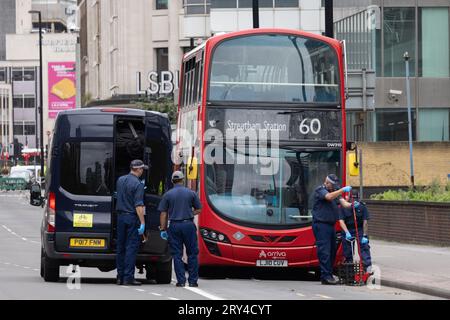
[116,214,140,282]
[342,229,372,268]
[168,220,199,284]
[312,221,336,281]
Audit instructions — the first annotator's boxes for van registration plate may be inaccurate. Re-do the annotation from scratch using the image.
[70,238,106,248]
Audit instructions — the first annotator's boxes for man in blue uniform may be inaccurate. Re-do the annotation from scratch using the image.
[116,159,147,286]
[339,192,372,272]
[158,171,202,287]
[312,174,359,285]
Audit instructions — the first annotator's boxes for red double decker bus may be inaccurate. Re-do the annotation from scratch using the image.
[176,28,349,274]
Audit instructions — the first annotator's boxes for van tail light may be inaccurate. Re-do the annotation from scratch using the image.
[47,192,56,232]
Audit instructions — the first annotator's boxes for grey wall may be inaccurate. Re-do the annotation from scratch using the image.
[0,0,16,60]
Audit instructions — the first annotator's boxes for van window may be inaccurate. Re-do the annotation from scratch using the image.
[61,142,114,196]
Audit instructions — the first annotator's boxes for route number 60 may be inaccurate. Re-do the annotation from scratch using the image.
[299,118,321,135]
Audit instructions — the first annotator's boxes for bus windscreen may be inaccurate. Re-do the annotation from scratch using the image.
[209,34,340,104]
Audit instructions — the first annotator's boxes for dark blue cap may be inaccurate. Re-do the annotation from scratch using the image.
[326,174,340,188]
[130,159,148,170]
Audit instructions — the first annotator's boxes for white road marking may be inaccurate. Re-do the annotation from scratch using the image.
[316,294,332,299]
[296,293,305,297]
[136,289,145,292]
[184,287,225,300]
[151,292,162,296]
[171,277,224,300]
[168,297,179,301]
[1,224,39,246]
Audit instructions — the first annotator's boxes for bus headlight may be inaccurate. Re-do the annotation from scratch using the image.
[200,228,230,243]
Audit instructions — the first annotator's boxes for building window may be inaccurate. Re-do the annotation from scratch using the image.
[211,0,237,8]
[24,123,36,136]
[376,109,416,141]
[13,96,23,109]
[274,0,299,8]
[418,109,449,141]
[13,124,24,135]
[156,48,169,75]
[11,67,35,81]
[12,95,35,109]
[419,8,449,78]
[12,68,23,81]
[156,0,168,10]
[237,0,273,8]
[23,96,35,108]
[184,0,210,14]
[0,68,5,82]
[23,68,35,81]
[383,8,416,77]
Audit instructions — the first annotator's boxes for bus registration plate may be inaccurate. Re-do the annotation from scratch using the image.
[256,260,288,267]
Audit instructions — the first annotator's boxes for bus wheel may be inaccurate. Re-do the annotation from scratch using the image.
[150,261,172,284]
[41,250,60,282]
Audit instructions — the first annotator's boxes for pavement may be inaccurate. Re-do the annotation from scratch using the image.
[371,239,450,299]
[0,190,446,300]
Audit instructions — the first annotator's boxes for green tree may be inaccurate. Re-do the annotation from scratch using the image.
[133,97,177,124]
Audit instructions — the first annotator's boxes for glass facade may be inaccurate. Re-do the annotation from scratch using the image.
[336,5,450,142]
[419,8,449,77]
[383,8,415,77]
[418,109,449,141]
[375,109,416,141]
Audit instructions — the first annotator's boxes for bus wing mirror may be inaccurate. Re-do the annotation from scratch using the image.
[187,156,198,180]
[348,151,359,177]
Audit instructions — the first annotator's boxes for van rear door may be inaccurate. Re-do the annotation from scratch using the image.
[141,113,173,254]
[53,114,114,253]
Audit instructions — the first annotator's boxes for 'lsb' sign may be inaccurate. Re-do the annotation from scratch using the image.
[136,71,179,96]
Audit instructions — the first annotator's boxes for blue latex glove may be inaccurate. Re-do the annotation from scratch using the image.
[361,236,369,244]
[353,201,361,209]
[160,231,168,240]
[138,224,145,236]
[342,186,352,193]
[345,231,352,240]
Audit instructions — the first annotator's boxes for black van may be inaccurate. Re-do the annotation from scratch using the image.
[33,107,173,283]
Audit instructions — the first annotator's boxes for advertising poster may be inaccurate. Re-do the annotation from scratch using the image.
[48,61,76,119]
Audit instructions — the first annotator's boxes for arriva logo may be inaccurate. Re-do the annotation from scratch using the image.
[259,250,287,259]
